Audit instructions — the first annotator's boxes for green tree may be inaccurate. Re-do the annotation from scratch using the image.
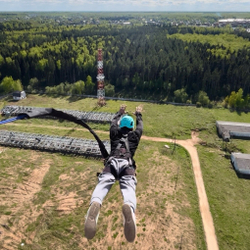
[85,75,95,95]
[0,76,23,94]
[226,88,244,109]
[72,80,85,95]
[55,83,66,95]
[105,83,115,97]
[37,58,48,71]
[235,88,244,108]
[196,91,210,106]
[132,73,141,88]
[27,77,39,93]
[243,94,250,109]
[0,54,4,65]
[56,60,61,70]
[13,80,23,92]
[174,88,188,103]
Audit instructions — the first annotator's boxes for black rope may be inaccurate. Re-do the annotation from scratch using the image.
[9,108,109,159]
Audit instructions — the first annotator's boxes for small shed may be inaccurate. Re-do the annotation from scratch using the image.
[216,121,250,141]
[231,152,250,178]
[13,91,26,101]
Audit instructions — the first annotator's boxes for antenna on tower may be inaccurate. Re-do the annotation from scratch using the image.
[97,48,106,107]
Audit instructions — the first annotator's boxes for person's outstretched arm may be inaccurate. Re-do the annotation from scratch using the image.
[134,106,143,138]
[110,105,127,139]
[111,104,127,127]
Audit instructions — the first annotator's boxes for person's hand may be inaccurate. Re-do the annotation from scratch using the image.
[119,104,127,115]
[135,106,142,114]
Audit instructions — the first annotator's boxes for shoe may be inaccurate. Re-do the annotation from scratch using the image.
[84,202,101,239]
[122,204,136,242]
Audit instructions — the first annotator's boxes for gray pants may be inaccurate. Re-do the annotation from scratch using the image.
[90,158,137,211]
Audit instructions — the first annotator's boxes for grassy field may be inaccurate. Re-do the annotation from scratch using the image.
[1,94,250,249]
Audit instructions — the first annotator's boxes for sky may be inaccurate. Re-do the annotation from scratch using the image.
[0,0,249,12]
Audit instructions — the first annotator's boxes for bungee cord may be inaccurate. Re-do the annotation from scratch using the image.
[0,108,109,159]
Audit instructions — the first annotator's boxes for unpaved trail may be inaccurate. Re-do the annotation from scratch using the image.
[2,123,219,250]
[142,132,219,250]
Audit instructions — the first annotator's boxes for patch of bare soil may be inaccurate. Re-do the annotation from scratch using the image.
[42,170,87,214]
[0,153,51,250]
[133,152,196,250]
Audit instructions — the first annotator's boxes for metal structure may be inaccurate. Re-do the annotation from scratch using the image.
[0,130,110,157]
[216,120,250,141]
[216,121,250,178]
[1,105,115,123]
[231,153,250,178]
[0,106,114,157]
[96,48,106,106]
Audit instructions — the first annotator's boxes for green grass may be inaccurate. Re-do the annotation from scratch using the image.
[3,94,250,140]
[1,94,250,249]
[198,142,250,250]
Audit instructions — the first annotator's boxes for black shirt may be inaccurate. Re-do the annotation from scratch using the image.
[109,112,143,159]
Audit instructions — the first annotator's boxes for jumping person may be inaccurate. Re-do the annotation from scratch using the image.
[84,104,143,242]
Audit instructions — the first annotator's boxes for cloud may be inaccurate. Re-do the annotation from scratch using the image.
[65,0,250,4]
[0,0,249,11]
[13,0,245,5]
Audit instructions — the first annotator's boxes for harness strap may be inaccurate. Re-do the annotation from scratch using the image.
[115,134,133,166]
[103,156,135,179]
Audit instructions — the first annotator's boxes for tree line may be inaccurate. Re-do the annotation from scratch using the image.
[0,21,250,108]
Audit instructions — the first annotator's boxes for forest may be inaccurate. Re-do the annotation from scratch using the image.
[0,12,250,107]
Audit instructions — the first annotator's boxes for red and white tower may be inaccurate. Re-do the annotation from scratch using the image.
[97,48,105,106]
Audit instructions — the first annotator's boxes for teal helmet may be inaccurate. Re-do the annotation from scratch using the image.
[119,115,134,129]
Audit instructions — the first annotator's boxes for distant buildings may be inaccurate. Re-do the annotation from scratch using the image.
[170,18,250,32]
[1,14,250,32]
[218,18,250,27]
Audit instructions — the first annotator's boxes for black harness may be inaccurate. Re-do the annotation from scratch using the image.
[113,134,133,166]
[100,134,136,179]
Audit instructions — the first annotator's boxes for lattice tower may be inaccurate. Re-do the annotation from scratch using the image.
[97,48,106,106]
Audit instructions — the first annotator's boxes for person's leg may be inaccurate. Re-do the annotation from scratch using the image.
[84,201,101,240]
[119,172,137,242]
[119,174,137,210]
[85,172,116,239]
[122,203,137,242]
[90,172,116,205]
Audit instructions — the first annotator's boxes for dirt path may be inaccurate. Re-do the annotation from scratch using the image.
[2,123,219,250]
[142,132,219,250]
